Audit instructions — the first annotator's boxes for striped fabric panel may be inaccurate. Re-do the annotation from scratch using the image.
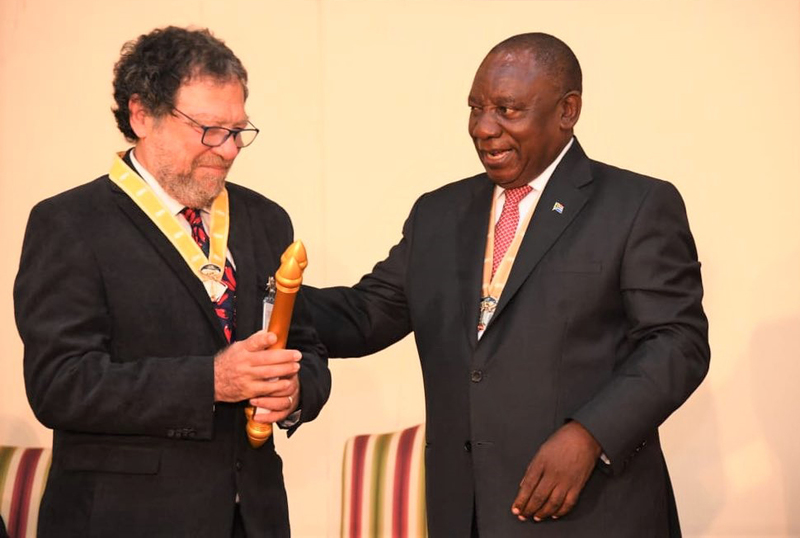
[0,447,51,538]
[0,447,14,526]
[342,434,369,538]
[341,424,427,538]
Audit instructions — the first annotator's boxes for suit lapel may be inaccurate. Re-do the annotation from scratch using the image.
[457,177,494,349]
[487,140,594,328]
[108,178,227,345]
[227,192,260,339]
[110,151,234,345]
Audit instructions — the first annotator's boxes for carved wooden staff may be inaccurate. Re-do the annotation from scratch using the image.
[244,240,308,448]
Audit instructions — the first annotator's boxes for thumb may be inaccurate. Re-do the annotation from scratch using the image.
[245,330,277,351]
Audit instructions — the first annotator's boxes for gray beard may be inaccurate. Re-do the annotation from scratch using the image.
[157,170,225,209]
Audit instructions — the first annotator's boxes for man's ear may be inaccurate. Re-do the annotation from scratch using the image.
[560,91,582,130]
[128,95,150,139]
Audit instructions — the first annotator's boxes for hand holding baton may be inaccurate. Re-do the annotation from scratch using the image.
[244,240,308,448]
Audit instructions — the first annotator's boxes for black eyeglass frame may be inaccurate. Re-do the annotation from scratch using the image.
[171,107,260,148]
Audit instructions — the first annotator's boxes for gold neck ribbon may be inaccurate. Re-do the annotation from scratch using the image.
[108,152,231,301]
[478,191,538,336]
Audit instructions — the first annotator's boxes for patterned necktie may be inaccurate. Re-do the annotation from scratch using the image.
[492,186,533,278]
[180,208,237,342]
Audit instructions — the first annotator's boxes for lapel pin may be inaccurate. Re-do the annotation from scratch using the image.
[552,202,564,214]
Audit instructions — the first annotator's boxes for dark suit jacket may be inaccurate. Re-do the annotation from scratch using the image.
[14,156,331,538]
[306,140,709,537]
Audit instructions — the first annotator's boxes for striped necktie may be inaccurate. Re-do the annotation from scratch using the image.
[492,186,533,278]
[180,207,237,342]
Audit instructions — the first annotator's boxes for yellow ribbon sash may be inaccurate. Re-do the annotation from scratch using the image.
[478,191,537,337]
[108,153,231,301]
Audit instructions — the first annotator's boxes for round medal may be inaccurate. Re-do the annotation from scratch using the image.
[200,263,223,278]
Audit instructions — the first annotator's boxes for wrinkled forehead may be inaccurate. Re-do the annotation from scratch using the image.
[172,76,249,124]
[487,47,535,65]
[469,50,550,99]
[476,49,538,81]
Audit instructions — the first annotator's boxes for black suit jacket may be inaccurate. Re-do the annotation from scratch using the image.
[306,140,709,537]
[14,157,330,538]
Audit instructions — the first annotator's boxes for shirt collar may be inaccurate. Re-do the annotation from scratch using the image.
[129,149,192,216]
[493,137,575,201]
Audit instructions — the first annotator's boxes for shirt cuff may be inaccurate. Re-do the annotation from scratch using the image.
[277,409,302,429]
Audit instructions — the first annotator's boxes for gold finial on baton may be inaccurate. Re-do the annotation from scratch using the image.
[245,240,307,448]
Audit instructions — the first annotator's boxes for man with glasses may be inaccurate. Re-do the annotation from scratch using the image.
[14,26,330,538]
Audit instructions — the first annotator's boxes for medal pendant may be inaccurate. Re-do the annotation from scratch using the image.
[200,263,223,279]
[203,278,228,302]
[200,264,227,301]
[478,296,497,331]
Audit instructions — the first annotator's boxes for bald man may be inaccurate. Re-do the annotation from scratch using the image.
[306,33,709,537]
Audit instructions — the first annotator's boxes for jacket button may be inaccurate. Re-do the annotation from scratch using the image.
[470,370,483,382]
[464,441,472,452]
[235,460,243,471]
[167,429,175,438]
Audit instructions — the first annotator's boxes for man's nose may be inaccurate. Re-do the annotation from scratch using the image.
[469,110,501,139]
[213,134,241,160]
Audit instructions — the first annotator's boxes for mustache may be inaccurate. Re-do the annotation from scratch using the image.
[194,156,233,169]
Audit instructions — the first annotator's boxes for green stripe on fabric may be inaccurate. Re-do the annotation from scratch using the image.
[40,453,52,494]
[369,433,392,537]
[0,447,16,497]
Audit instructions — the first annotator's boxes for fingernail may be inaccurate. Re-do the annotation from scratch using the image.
[533,517,541,522]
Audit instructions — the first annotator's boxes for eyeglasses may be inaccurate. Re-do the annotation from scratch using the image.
[171,107,260,148]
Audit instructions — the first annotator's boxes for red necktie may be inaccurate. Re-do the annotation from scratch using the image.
[492,186,533,278]
[181,208,237,342]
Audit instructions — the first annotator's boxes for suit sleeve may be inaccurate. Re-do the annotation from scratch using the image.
[14,199,215,439]
[242,193,330,435]
[284,276,331,435]
[570,180,710,474]
[303,199,419,358]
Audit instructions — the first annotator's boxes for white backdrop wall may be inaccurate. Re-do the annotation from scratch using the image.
[1,1,798,536]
